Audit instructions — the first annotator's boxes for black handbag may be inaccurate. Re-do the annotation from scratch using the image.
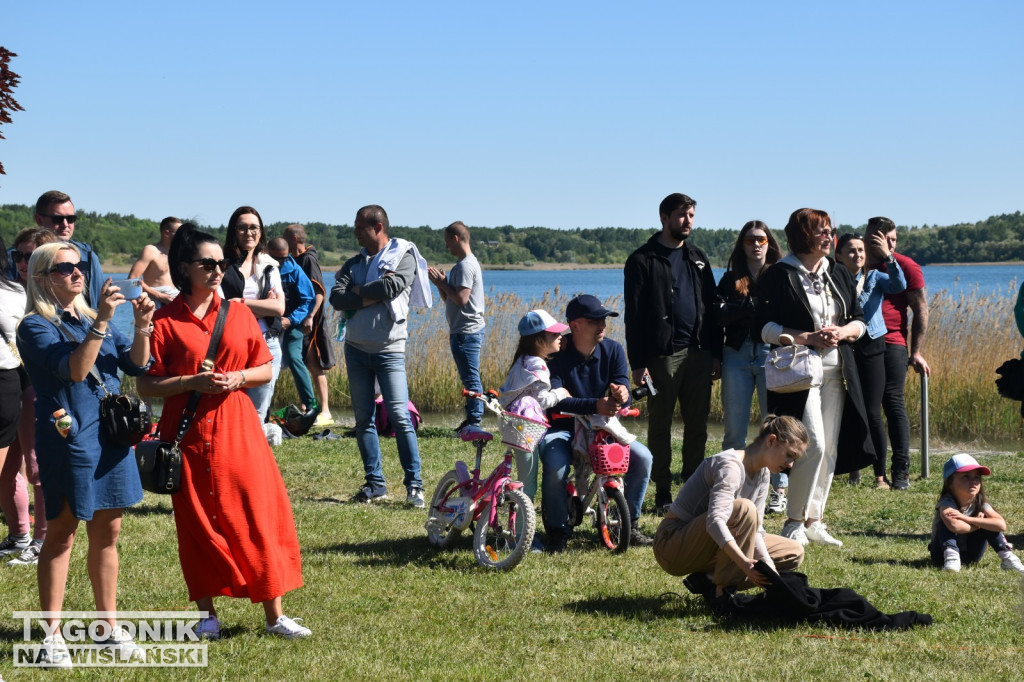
[137,301,231,494]
[100,394,152,446]
[135,439,183,494]
[54,321,153,446]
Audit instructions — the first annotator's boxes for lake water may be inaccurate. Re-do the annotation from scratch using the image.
[106,262,1021,337]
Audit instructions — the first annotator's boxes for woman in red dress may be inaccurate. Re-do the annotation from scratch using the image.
[136,223,309,639]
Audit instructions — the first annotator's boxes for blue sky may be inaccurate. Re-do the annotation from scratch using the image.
[2,1,1021,233]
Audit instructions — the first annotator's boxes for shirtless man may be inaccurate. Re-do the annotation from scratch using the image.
[128,216,181,306]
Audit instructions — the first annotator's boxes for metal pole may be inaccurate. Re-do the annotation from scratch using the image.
[920,372,929,478]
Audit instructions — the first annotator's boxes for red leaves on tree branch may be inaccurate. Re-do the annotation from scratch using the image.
[0,47,25,175]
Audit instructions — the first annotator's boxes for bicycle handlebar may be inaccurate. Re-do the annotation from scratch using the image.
[551,407,639,419]
[462,388,499,400]
[462,389,504,416]
[463,389,640,420]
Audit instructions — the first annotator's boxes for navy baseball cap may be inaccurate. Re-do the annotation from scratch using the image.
[565,294,619,322]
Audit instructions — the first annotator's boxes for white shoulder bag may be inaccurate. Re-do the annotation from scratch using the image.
[765,344,823,393]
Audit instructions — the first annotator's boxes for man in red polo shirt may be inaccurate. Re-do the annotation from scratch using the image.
[866,216,929,490]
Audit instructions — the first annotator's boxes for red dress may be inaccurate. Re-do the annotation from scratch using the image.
[149,295,303,603]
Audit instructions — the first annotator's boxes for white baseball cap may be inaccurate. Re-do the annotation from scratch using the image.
[517,309,569,336]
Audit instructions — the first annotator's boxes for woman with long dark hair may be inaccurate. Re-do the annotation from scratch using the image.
[136,223,308,640]
[716,221,785,511]
[754,208,873,548]
[221,206,285,421]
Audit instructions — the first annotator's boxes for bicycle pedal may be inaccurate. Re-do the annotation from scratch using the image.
[425,517,446,534]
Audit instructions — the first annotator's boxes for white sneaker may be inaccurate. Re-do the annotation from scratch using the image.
[766,490,787,515]
[8,539,42,566]
[266,615,311,639]
[39,634,73,669]
[0,533,30,557]
[804,521,843,547]
[406,487,426,509]
[943,551,961,572]
[1000,552,1024,573]
[780,520,808,546]
[94,625,143,662]
[195,615,220,640]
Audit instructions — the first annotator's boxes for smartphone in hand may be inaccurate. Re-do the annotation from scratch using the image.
[111,278,143,300]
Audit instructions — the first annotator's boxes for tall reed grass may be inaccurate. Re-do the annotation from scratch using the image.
[269,280,1024,443]
[905,282,1023,442]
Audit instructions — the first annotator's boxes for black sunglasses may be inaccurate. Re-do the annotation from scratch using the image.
[11,251,32,263]
[189,258,231,273]
[48,261,86,276]
[41,214,77,224]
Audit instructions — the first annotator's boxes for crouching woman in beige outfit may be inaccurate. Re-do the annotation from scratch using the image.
[654,415,808,601]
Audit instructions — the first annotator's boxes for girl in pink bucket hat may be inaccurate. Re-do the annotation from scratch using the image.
[929,454,1024,573]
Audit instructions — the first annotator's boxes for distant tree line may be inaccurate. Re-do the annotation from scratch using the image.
[1,203,1021,268]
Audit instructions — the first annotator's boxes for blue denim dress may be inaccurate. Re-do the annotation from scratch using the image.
[17,312,151,520]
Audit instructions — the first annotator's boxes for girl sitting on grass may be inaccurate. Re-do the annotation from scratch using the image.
[499,309,570,502]
[930,454,1024,573]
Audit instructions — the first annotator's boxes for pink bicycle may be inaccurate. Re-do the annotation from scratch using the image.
[424,390,542,570]
[564,407,640,553]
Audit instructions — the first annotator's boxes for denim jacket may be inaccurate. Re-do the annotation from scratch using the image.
[858,262,906,340]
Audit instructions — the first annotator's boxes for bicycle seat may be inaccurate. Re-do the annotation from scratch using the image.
[459,425,493,442]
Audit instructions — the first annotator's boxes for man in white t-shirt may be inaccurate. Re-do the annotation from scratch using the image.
[428,221,486,431]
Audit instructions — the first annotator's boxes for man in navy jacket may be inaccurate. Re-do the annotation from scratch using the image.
[540,295,654,552]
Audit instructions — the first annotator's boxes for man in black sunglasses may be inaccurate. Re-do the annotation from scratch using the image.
[30,190,105,307]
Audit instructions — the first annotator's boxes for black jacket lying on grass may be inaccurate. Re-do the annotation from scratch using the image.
[720,562,932,631]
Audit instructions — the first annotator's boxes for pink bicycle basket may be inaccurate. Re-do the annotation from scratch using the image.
[499,411,549,453]
[588,435,630,476]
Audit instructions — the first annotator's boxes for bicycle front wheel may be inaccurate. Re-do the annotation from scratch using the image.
[597,485,631,553]
[472,487,535,571]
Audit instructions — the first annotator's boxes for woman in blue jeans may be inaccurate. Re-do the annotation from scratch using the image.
[716,221,785,512]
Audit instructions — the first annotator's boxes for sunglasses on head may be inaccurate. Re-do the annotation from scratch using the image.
[11,251,32,263]
[189,258,231,273]
[744,236,768,246]
[48,261,86,276]
[41,214,77,224]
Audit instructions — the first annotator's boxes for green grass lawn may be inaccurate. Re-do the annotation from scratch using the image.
[3,431,1024,680]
